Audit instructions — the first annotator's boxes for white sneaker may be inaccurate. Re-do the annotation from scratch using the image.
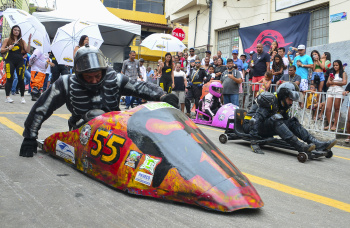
[5,97,14,103]
[21,97,26,104]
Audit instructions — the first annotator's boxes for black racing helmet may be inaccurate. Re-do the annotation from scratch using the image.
[256,92,278,112]
[74,44,108,91]
[277,82,300,108]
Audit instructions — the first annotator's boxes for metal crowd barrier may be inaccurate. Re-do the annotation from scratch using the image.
[241,82,350,136]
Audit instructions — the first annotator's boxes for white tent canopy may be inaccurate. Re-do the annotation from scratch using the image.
[33,0,141,62]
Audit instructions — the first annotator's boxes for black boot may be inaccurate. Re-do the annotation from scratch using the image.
[286,136,316,153]
[307,136,337,151]
[31,87,41,101]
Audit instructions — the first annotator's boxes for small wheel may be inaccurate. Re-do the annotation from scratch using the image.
[297,152,308,163]
[325,150,333,158]
[219,134,228,144]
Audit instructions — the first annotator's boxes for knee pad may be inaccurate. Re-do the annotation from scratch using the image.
[270,114,284,128]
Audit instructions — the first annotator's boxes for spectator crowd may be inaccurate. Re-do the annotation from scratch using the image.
[1,31,349,140]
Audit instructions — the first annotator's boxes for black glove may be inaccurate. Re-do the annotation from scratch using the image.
[19,138,37,157]
[160,93,179,109]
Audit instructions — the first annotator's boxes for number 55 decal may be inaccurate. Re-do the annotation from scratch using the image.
[91,129,126,164]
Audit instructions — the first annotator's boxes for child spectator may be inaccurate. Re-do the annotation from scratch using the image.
[208,65,215,80]
[305,84,325,120]
[258,71,273,93]
[272,54,284,85]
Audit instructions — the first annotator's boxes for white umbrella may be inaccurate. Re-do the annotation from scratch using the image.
[51,19,104,66]
[3,8,51,53]
[140,33,186,53]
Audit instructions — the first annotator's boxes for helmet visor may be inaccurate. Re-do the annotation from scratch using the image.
[212,87,223,94]
[289,91,300,101]
[75,53,107,73]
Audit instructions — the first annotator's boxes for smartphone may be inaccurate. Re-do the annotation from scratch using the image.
[289,47,293,52]
[330,73,334,79]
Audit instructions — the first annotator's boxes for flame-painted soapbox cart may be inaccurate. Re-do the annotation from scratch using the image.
[37,102,263,212]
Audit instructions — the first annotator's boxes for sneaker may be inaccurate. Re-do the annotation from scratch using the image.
[5,97,14,103]
[21,97,26,104]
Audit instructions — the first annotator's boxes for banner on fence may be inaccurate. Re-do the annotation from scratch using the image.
[238,13,310,57]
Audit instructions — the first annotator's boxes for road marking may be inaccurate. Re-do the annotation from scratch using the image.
[244,173,350,213]
[0,112,28,114]
[198,125,350,160]
[0,112,71,120]
[334,155,350,161]
[0,117,349,213]
[53,114,71,120]
[335,145,350,150]
[0,117,24,135]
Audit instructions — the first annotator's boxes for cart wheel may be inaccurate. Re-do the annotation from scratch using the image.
[219,134,228,144]
[325,150,333,158]
[297,152,308,163]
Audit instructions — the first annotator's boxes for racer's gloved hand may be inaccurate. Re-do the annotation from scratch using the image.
[160,93,179,109]
[19,138,37,157]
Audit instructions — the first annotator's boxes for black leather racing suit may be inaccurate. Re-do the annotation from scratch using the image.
[242,97,313,144]
[23,67,166,139]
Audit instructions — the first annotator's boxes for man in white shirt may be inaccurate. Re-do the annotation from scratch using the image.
[29,49,50,101]
[187,47,197,73]
[139,58,147,82]
[201,50,213,66]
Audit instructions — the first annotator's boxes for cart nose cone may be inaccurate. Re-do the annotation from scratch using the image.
[195,177,264,212]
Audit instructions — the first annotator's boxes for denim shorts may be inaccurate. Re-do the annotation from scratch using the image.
[311,72,325,81]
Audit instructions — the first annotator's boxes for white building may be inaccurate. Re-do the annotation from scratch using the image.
[166,0,350,60]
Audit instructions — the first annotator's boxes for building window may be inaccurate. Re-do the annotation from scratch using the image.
[291,6,329,47]
[217,27,239,59]
[103,0,133,10]
[136,0,164,15]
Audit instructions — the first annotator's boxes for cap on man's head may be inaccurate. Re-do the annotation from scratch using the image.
[240,54,246,57]
[139,58,144,62]
[189,47,195,51]
[249,51,255,55]
[205,50,211,54]
[232,49,238,54]
[297,44,306,50]
[190,59,195,63]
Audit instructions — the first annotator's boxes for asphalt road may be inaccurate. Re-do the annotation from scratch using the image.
[0,90,349,228]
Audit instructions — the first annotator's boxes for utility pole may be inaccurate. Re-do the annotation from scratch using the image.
[207,0,212,51]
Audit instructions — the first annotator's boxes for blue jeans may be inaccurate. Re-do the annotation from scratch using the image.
[311,72,325,81]
[24,70,32,93]
[224,94,239,106]
[43,73,52,91]
[125,96,136,107]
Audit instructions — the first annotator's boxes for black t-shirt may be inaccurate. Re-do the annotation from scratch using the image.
[214,65,227,80]
[252,52,270,77]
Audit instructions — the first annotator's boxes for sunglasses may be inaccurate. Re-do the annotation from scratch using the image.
[195,62,200,64]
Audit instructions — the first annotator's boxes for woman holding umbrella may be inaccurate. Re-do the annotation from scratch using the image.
[73,35,89,57]
[1,25,31,103]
